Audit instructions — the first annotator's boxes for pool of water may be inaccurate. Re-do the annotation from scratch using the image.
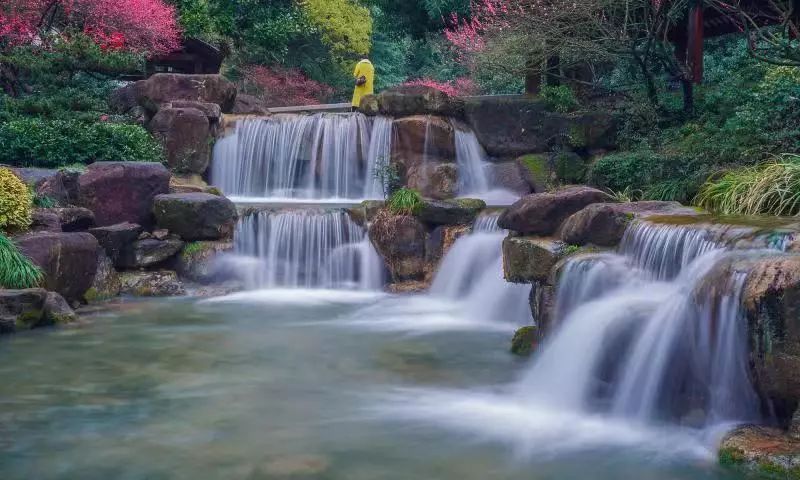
[0,291,745,479]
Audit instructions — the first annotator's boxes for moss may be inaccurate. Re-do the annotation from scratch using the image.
[14,309,44,330]
[181,241,207,260]
[568,124,588,149]
[719,447,746,467]
[554,152,586,183]
[518,154,550,190]
[511,326,538,356]
[205,186,222,196]
[453,198,486,210]
[84,286,116,303]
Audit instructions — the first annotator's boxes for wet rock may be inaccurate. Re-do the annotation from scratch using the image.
[153,193,237,241]
[133,73,237,113]
[407,163,458,200]
[78,162,170,227]
[463,96,617,157]
[719,426,800,477]
[742,254,800,426]
[169,174,218,194]
[387,280,431,294]
[511,325,538,356]
[502,235,566,283]
[487,161,533,195]
[530,283,555,334]
[515,154,551,192]
[119,270,185,297]
[149,107,211,175]
[347,200,384,227]
[425,224,472,266]
[42,291,77,325]
[89,222,143,268]
[369,211,427,281]
[53,207,95,232]
[368,85,462,117]
[416,198,486,226]
[121,238,184,268]
[232,93,270,115]
[173,241,233,284]
[29,209,62,232]
[15,232,98,302]
[85,248,121,303]
[498,186,612,235]
[392,115,456,163]
[0,289,47,334]
[560,201,695,247]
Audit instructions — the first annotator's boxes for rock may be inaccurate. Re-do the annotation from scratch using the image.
[487,161,534,195]
[719,426,800,477]
[370,85,462,117]
[0,289,47,333]
[133,73,237,113]
[149,107,211,175]
[42,291,77,325]
[15,232,98,302]
[29,209,62,232]
[368,211,427,281]
[109,83,139,114]
[425,224,472,266]
[407,163,458,200]
[392,115,455,162]
[36,169,80,206]
[85,248,121,302]
[502,236,566,283]
[169,173,213,194]
[173,241,233,283]
[530,283,556,333]
[53,207,95,232]
[463,96,617,157]
[346,200,384,227]
[166,100,221,123]
[121,238,184,268]
[386,280,431,294]
[119,270,186,297]
[89,222,143,268]
[742,254,800,426]
[498,186,612,235]
[516,154,551,192]
[78,162,170,227]
[511,325,538,356]
[231,93,270,115]
[560,201,694,247]
[417,198,485,225]
[8,167,58,187]
[152,229,169,240]
[152,193,237,241]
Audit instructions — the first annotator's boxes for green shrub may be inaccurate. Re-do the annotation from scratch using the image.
[0,118,163,167]
[696,154,800,216]
[540,85,578,113]
[0,234,42,289]
[387,187,423,215]
[0,168,33,233]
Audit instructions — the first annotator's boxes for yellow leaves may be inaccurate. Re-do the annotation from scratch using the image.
[0,168,33,233]
[298,0,372,58]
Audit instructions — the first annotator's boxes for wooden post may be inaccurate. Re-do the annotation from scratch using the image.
[687,1,704,84]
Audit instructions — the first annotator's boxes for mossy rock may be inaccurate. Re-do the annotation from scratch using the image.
[516,154,551,192]
[554,151,586,184]
[511,326,538,356]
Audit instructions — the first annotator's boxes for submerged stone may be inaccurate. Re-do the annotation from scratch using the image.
[119,270,185,297]
[0,289,47,334]
[511,325,538,356]
[42,291,77,325]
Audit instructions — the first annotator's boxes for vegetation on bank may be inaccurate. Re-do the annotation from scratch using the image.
[0,234,42,289]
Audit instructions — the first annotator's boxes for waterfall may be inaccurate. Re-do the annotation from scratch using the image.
[454,127,520,205]
[429,213,531,325]
[363,116,394,199]
[212,113,392,200]
[232,209,384,290]
[516,220,760,428]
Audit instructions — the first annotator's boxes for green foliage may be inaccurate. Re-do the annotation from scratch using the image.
[0,168,33,233]
[696,155,800,216]
[373,157,402,199]
[0,234,42,289]
[301,0,372,58]
[387,188,423,215]
[29,187,56,209]
[540,85,578,113]
[181,241,206,259]
[510,325,537,356]
[718,447,745,467]
[605,186,642,203]
[0,118,163,168]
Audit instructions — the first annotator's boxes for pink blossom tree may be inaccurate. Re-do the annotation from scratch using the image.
[241,65,334,107]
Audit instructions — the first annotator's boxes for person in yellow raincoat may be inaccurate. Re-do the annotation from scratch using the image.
[351,57,374,110]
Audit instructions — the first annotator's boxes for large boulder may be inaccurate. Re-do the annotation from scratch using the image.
[152,193,237,241]
[416,198,485,226]
[53,207,95,232]
[15,232,98,303]
[121,238,184,269]
[148,107,211,174]
[119,270,186,297]
[173,241,233,283]
[368,212,427,281]
[498,186,612,235]
[425,224,471,267]
[487,161,534,195]
[406,163,458,200]
[10,167,80,206]
[166,100,221,123]
[133,73,237,113]
[78,162,170,227]
[89,222,143,268]
[29,209,62,233]
[463,96,617,157]
[85,248,121,302]
[232,94,270,115]
[502,236,566,283]
[743,254,800,427]
[392,115,455,162]
[560,201,697,247]
[0,289,48,333]
[43,291,77,325]
[363,86,463,117]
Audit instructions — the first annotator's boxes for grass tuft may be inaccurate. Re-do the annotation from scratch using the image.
[0,233,43,289]
[387,188,423,215]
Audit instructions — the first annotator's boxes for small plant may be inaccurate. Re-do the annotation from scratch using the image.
[387,188,423,215]
[540,85,578,113]
[563,244,581,256]
[29,187,56,208]
[0,234,42,289]
[0,167,33,232]
[181,241,206,259]
[695,154,800,216]
[606,186,643,203]
[373,157,402,200]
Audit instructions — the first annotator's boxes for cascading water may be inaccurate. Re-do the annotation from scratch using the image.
[453,127,520,205]
[212,113,392,200]
[429,213,531,326]
[232,209,384,290]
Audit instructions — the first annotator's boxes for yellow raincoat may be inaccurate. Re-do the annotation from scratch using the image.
[351,59,374,107]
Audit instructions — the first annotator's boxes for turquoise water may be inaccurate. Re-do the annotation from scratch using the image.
[0,292,747,479]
